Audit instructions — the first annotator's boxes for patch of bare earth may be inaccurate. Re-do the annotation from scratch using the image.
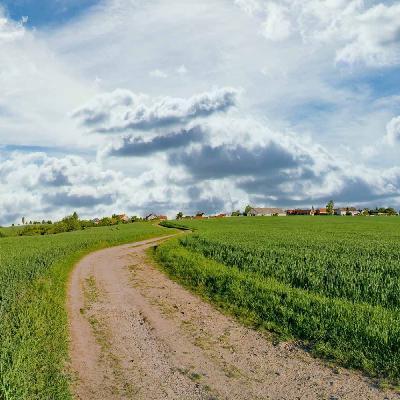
[68,236,399,400]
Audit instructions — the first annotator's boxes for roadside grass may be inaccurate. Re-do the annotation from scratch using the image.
[153,238,400,385]
[0,223,176,400]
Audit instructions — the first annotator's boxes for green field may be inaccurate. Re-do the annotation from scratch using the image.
[0,223,174,400]
[156,217,400,381]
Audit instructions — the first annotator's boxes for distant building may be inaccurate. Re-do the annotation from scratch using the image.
[116,214,129,222]
[145,214,167,221]
[248,207,286,216]
[334,207,359,216]
[145,214,159,221]
[287,209,314,216]
[92,218,100,225]
[209,213,226,218]
[195,212,205,219]
[315,208,328,215]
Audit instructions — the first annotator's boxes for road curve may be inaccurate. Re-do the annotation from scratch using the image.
[67,236,398,400]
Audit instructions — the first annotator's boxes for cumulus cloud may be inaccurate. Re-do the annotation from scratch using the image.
[385,116,400,145]
[0,152,123,224]
[107,126,204,157]
[170,141,304,179]
[235,0,400,66]
[163,118,400,208]
[72,87,239,133]
[334,3,400,66]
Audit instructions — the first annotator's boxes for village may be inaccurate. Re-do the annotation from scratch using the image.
[90,204,399,224]
[173,204,399,219]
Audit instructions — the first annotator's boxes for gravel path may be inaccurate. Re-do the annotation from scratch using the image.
[68,236,399,400]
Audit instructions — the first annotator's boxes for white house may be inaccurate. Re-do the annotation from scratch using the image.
[145,213,159,221]
[334,207,359,216]
[248,207,286,216]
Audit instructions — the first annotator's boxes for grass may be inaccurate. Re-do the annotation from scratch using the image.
[155,216,400,382]
[0,222,176,400]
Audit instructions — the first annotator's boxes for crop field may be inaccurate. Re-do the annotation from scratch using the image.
[0,223,174,400]
[156,217,400,381]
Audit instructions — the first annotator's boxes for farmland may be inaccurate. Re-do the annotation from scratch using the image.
[0,223,175,400]
[155,217,400,381]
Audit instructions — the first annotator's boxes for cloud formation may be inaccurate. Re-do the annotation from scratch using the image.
[170,141,305,180]
[72,87,238,133]
[235,0,400,66]
[385,116,400,145]
[1,0,400,225]
[108,126,204,157]
[0,13,24,41]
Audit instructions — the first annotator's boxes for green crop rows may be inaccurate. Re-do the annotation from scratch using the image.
[156,217,400,381]
[0,223,173,400]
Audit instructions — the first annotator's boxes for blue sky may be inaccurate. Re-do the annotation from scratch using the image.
[0,0,101,27]
[0,0,400,224]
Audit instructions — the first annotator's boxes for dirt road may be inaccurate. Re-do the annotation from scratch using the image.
[68,236,398,399]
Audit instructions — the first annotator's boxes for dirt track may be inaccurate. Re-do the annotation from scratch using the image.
[68,236,399,399]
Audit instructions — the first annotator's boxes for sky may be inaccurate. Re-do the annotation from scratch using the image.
[0,0,400,224]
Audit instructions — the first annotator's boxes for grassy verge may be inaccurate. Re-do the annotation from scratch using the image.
[153,238,400,383]
[0,223,176,400]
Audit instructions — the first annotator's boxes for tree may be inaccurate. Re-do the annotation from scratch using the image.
[386,207,397,216]
[326,200,334,215]
[176,211,183,220]
[22,216,25,225]
[244,205,252,216]
[231,210,241,217]
[72,211,79,220]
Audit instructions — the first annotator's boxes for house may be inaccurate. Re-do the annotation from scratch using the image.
[248,207,286,216]
[315,208,328,215]
[195,212,205,219]
[287,209,314,216]
[116,214,129,222]
[145,213,159,221]
[334,207,359,216]
[92,218,100,225]
[145,214,167,221]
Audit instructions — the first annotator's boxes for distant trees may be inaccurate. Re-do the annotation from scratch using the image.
[176,212,183,220]
[244,205,252,215]
[360,207,398,216]
[231,210,241,217]
[326,200,334,215]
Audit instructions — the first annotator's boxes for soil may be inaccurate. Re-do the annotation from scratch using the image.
[68,236,399,400]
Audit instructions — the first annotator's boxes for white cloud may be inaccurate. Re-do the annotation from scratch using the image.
[0,9,98,149]
[385,116,400,145]
[0,15,24,42]
[72,87,239,133]
[235,0,400,66]
[335,3,400,66]
[261,3,292,41]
